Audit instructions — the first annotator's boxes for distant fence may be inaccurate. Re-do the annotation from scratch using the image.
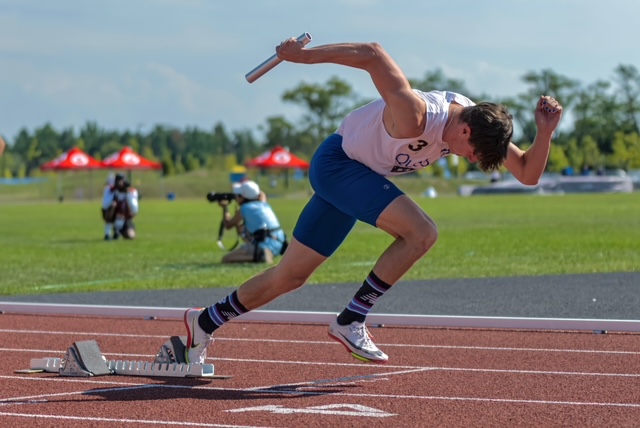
[459,176,635,196]
[0,178,48,185]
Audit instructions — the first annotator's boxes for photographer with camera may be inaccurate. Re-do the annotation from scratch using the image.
[210,180,286,264]
[101,173,139,240]
[209,183,251,249]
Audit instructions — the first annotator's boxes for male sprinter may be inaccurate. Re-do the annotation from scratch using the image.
[182,38,563,364]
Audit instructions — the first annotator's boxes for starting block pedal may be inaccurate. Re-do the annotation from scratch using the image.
[156,335,189,364]
[60,340,113,377]
[29,336,217,379]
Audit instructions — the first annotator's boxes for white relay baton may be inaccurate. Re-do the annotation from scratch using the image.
[245,32,312,83]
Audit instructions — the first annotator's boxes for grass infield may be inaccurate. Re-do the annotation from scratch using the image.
[0,192,638,296]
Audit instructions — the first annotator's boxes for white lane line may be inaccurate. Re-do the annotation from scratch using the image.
[0,385,155,404]
[0,379,638,409]
[0,374,146,386]
[4,348,640,380]
[238,390,640,408]
[212,357,640,378]
[222,338,640,356]
[1,329,639,355]
[3,346,640,378]
[246,367,433,391]
[0,412,270,427]
[0,329,168,339]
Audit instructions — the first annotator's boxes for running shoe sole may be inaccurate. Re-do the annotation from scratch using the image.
[328,331,388,364]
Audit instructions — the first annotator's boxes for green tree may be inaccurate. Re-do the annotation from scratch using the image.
[26,137,42,175]
[185,153,201,171]
[565,138,584,171]
[174,154,186,174]
[581,135,605,170]
[210,122,232,169]
[79,122,103,155]
[613,64,640,134]
[161,152,176,176]
[59,127,76,152]
[99,141,124,159]
[231,129,257,165]
[141,146,157,162]
[184,127,215,165]
[1,151,17,178]
[546,144,570,173]
[124,134,140,153]
[149,125,170,160]
[572,80,621,153]
[505,69,579,145]
[282,76,360,147]
[409,68,472,96]
[609,132,640,169]
[260,116,297,150]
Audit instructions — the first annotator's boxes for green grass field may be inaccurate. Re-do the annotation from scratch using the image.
[0,192,638,296]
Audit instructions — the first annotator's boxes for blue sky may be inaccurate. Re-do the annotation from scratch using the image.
[1,0,638,142]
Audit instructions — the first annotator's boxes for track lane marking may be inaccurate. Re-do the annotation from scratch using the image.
[1,329,640,355]
[0,378,638,409]
[0,385,155,404]
[0,412,271,427]
[246,367,432,391]
[2,348,640,377]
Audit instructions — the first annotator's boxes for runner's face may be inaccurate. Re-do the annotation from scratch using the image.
[450,135,478,163]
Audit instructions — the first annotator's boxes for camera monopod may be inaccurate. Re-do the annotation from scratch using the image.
[216,212,240,251]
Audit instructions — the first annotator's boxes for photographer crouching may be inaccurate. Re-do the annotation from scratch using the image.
[101,173,139,240]
[207,180,287,264]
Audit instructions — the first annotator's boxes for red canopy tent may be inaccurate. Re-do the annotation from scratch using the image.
[40,147,103,171]
[101,147,163,188]
[245,146,310,169]
[40,147,104,201]
[101,146,162,171]
[245,146,310,189]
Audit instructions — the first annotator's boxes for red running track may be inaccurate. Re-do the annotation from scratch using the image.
[0,313,639,427]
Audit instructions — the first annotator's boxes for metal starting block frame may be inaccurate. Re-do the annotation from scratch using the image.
[30,336,215,378]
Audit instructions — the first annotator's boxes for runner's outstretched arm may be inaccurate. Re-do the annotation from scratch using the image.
[504,95,563,185]
[276,39,425,138]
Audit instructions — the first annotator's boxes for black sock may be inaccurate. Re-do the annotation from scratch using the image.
[198,309,218,334]
[198,290,248,334]
[337,271,392,325]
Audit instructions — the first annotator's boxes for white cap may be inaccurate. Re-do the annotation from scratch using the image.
[239,180,260,200]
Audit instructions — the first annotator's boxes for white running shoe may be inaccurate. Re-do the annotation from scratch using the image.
[184,308,214,364]
[328,318,388,363]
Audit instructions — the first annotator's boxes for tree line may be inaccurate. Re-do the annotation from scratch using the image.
[2,64,639,179]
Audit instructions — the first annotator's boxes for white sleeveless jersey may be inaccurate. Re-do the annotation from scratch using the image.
[337,90,475,176]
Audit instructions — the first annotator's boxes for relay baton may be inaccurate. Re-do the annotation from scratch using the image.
[245,32,312,83]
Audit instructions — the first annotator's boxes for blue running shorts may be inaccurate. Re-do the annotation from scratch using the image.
[292,134,404,257]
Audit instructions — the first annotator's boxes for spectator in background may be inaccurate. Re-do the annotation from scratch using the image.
[217,180,287,264]
[0,135,6,158]
[561,166,574,176]
[101,173,139,240]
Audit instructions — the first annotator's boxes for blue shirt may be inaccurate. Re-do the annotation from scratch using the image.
[240,200,285,255]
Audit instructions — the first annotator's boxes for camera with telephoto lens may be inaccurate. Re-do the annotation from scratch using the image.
[206,192,237,203]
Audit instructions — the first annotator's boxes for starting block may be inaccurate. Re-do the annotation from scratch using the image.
[29,336,217,379]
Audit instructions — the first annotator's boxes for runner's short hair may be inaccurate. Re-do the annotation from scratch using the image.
[459,103,513,171]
